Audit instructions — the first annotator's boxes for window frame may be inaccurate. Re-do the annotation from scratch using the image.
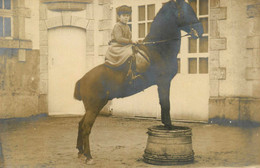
[0,0,11,10]
[137,4,155,40]
[188,0,209,54]
[182,0,209,75]
[0,0,12,39]
[0,16,12,38]
[112,0,168,41]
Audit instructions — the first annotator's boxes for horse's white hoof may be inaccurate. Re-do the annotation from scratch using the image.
[86,158,95,165]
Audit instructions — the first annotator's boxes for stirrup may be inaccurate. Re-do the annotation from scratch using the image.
[128,72,142,84]
[132,74,142,80]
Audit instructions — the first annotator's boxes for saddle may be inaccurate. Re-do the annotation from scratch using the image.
[126,45,150,83]
[104,44,150,84]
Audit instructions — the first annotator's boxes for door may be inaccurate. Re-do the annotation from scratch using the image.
[48,27,87,115]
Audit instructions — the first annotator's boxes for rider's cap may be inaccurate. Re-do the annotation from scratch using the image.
[116,5,132,16]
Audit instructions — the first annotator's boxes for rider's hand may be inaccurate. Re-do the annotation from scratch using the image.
[131,40,139,44]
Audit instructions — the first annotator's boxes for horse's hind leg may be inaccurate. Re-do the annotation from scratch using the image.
[81,110,97,163]
[81,97,108,164]
[76,114,85,157]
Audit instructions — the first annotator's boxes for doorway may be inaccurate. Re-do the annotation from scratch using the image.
[48,27,87,115]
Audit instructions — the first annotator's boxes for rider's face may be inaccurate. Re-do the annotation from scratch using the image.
[118,14,130,24]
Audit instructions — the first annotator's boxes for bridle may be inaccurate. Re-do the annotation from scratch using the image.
[139,0,198,46]
[139,34,190,45]
[140,33,190,45]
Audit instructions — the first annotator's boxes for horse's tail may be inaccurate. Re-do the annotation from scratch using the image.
[74,80,82,101]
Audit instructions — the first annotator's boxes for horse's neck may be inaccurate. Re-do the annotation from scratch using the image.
[143,1,181,60]
[144,3,180,42]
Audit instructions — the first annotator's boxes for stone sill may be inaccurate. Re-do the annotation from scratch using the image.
[0,39,32,49]
[41,0,93,11]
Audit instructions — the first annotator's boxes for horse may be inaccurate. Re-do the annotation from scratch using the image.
[74,0,203,163]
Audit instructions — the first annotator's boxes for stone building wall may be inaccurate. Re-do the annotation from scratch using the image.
[0,0,44,118]
[0,49,44,118]
[38,0,113,116]
[98,0,112,58]
[209,0,260,124]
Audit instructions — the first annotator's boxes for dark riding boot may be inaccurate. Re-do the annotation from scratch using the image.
[126,56,142,84]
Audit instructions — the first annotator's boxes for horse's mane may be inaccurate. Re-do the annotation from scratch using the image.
[142,1,182,58]
[144,1,180,43]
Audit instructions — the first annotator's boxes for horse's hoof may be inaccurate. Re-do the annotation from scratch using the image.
[86,158,95,165]
[78,152,84,158]
[164,124,173,130]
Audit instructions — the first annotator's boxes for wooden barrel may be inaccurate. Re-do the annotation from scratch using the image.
[143,125,194,165]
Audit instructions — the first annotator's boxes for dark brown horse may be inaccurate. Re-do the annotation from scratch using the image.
[74,0,203,163]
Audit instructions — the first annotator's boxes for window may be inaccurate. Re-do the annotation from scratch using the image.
[199,36,208,53]
[188,0,208,54]
[188,0,209,74]
[188,58,197,74]
[177,58,181,73]
[199,0,208,15]
[188,57,208,74]
[138,4,155,39]
[188,37,197,53]
[0,0,11,38]
[199,57,208,73]
[199,17,208,34]
[0,16,11,37]
[0,0,11,10]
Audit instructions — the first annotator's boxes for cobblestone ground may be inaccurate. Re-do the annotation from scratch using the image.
[0,116,260,168]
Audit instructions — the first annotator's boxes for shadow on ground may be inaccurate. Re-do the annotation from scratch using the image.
[0,116,259,167]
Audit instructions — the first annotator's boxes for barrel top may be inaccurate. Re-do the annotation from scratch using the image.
[148,125,191,131]
[147,125,192,137]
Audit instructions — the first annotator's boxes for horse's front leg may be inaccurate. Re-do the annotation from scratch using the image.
[157,81,172,128]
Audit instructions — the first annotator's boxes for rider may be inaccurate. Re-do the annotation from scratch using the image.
[105,5,136,68]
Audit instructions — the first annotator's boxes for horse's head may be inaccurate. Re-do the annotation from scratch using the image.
[146,0,203,41]
[170,0,204,38]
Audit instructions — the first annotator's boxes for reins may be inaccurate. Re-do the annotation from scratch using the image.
[138,33,191,45]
